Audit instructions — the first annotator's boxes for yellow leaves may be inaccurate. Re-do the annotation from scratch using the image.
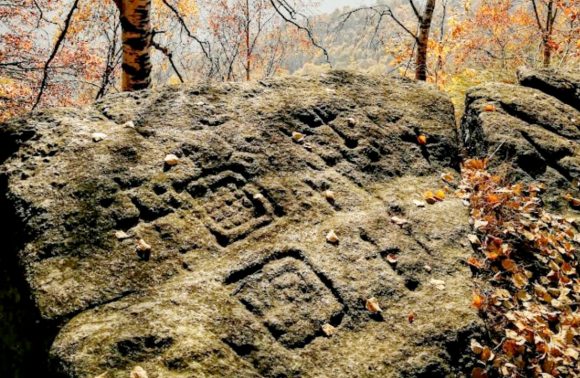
[434,190,446,201]
[424,189,447,204]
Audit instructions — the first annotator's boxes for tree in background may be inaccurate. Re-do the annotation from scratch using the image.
[338,0,438,81]
[530,0,579,67]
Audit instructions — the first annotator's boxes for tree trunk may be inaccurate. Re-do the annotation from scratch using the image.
[415,0,436,81]
[543,39,552,67]
[542,0,555,67]
[114,0,153,91]
[245,0,251,81]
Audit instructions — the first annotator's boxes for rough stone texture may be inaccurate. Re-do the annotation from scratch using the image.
[461,68,580,219]
[1,71,481,377]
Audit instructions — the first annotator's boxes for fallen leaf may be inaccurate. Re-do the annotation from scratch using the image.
[391,216,409,226]
[467,257,485,269]
[501,259,517,272]
[474,219,488,231]
[470,339,484,354]
[471,367,488,378]
[413,199,426,207]
[164,154,180,166]
[130,366,148,378]
[292,131,305,143]
[365,297,382,313]
[481,346,495,361]
[386,254,398,264]
[441,172,454,183]
[324,190,335,202]
[512,273,528,289]
[326,230,339,244]
[467,234,480,245]
[424,191,437,204]
[434,189,446,201]
[430,279,446,290]
[137,239,151,252]
[321,323,337,337]
[407,311,416,324]
[417,134,428,145]
[92,132,107,142]
[115,231,130,240]
[472,292,485,309]
[484,104,496,112]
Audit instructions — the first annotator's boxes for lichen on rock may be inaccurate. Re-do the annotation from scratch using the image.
[1,71,482,377]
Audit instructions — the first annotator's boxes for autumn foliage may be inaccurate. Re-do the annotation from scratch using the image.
[457,159,579,377]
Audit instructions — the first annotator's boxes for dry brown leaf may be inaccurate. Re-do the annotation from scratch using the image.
[467,234,481,245]
[130,366,148,378]
[321,323,337,337]
[164,154,180,166]
[471,367,488,378]
[391,216,409,226]
[326,230,339,244]
[365,297,382,313]
[386,254,398,264]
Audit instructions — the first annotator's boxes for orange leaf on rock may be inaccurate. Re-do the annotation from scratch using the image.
[468,257,485,269]
[417,134,428,145]
[472,292,485,309]
[484,104,496,112]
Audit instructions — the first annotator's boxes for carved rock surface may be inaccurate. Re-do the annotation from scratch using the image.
[1,72,480,377]
[461,68,580,218]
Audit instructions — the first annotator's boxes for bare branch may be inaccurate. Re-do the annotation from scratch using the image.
[387,8,418,40]
[531,0,544,32]
[408,0,422,22]
[269,0,331,65]
[160,0,215,75]
[32,0,80,110]
[152,33,185,84]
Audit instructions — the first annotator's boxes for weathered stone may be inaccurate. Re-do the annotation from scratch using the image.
[517,67,580,111]
[1,72,481,377]
[461,68,580,218]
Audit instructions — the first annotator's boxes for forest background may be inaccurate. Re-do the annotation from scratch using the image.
[1,0,578,122]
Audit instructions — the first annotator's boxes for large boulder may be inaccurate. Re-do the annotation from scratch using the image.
[0,72,481,377]
[461,68,580,218]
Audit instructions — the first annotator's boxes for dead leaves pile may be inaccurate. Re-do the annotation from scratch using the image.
[457,159,579,378]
